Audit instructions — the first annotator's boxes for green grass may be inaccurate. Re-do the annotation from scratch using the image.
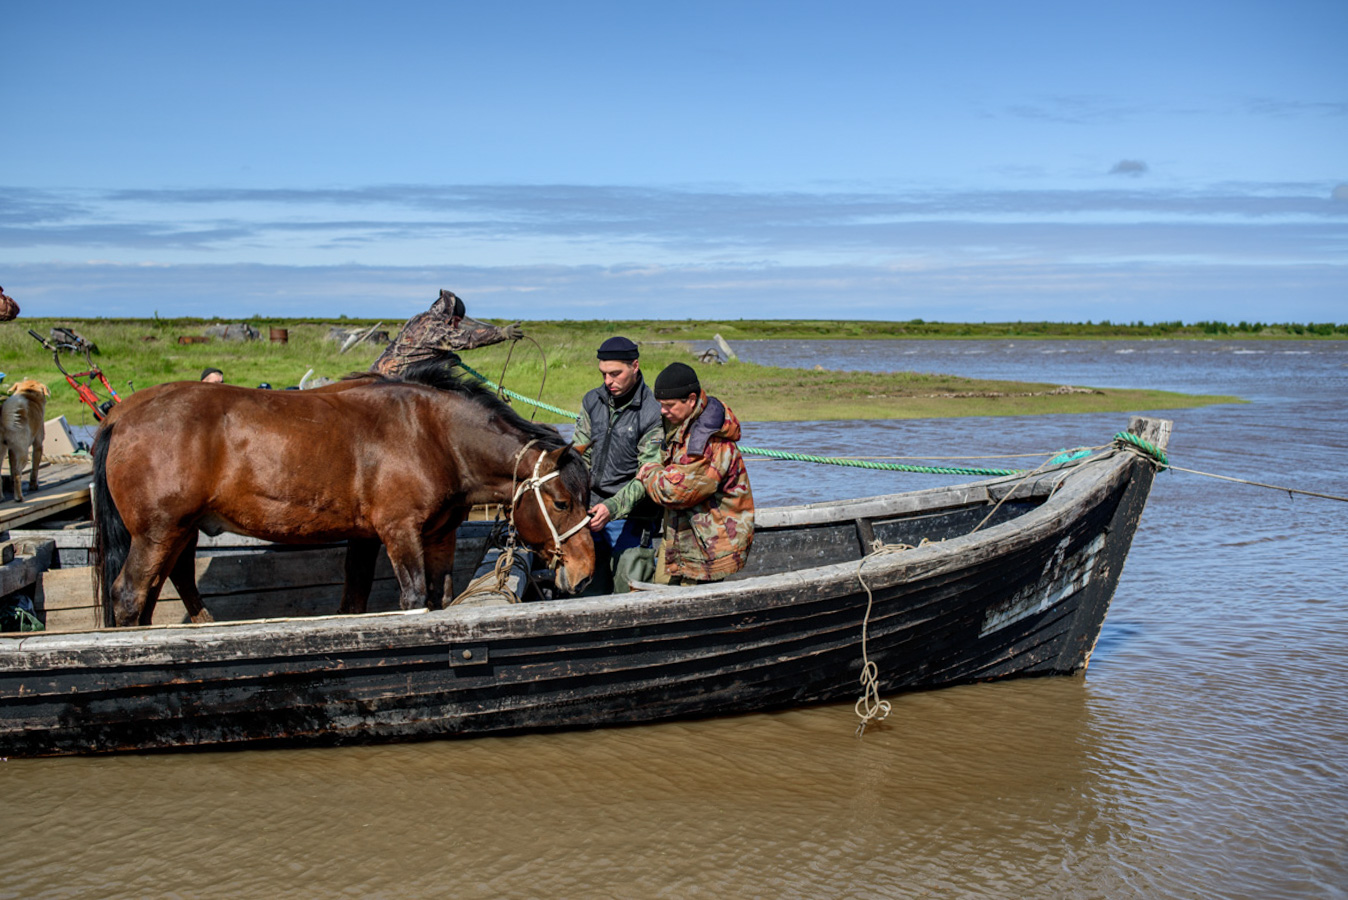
[1,317,1243,427]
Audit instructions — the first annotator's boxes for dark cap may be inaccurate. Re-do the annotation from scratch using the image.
[200,367,223,381]
[596,336,639,362]
[437,289,466,319]
[653,362,701,400]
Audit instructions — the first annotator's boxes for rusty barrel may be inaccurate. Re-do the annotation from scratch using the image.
[270,327,289,344]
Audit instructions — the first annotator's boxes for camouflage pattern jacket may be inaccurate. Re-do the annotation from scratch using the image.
[371,293,512,376]
[637,393,754,581]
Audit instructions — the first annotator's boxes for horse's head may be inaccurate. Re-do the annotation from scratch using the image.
[510,446,595,594]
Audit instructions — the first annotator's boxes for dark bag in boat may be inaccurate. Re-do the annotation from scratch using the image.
[613,546,656,593]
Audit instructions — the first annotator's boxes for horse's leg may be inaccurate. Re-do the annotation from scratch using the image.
[423,530,458,610]
[338,538,381,615]
[167,531,213,624]
[112,537,181,627]
[380,528,429,611]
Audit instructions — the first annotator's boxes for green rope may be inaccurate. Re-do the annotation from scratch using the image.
[735,446,1021,476]
[459,362,585,420]
[456,362,1112,478]
[1048,448,1095,466]
[1113,431,1169,469]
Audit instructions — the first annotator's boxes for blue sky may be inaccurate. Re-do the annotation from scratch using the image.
[3,1,1345,322]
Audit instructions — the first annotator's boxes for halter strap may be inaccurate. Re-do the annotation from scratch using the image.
[509,441,591,557]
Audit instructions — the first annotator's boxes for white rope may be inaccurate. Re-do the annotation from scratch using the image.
[852,543,921,736]
[449,546,523,606]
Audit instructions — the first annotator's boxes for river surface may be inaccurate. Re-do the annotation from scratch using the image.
[3,339,1346,899]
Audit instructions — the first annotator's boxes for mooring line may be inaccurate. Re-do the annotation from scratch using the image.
[1167,465,1348,503]
[454,362,1092,478]
[459,362,1346,503]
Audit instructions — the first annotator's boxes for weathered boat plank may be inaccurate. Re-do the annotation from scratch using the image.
[0,539,55,596]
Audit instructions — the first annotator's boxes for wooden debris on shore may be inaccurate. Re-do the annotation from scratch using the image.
[205,323,262,342]
[327,325,390,351]
[694,333,738,365]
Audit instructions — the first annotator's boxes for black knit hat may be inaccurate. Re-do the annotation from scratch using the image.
[200,367,223,381]
[596,336,639,361]
[653,362,701,400]
[437,289,466,319]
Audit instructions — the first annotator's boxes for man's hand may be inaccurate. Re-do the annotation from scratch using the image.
[587,503,611,531]
[504,322,525,341]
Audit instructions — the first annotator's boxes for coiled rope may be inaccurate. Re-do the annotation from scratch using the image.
[449,546,523,606]
[1113,431,1169,469]
[853,542,920,735]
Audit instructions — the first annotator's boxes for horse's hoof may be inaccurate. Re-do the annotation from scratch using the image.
[192,609,215,624]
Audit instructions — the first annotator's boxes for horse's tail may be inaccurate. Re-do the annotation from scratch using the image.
[90,421,131,627]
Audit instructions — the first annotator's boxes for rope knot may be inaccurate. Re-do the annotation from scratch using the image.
[1113,432,1170,470]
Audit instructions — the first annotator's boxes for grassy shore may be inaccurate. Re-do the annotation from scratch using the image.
[1,317,1244,427]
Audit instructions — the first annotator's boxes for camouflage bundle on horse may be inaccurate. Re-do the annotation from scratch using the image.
[0,287,17,322]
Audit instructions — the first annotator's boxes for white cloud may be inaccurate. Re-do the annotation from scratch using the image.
[3,180,1344,322]
[6,258,1345,325]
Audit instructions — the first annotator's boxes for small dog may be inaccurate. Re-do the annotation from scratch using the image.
[0,379,50,502]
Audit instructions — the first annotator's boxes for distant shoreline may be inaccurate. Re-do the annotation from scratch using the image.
[0,317,1256,424]
[28,316,1348,341]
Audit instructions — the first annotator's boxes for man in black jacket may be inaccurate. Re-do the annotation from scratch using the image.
[572,336,664,592]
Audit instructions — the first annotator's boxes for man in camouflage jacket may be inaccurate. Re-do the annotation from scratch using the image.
[637,363,754,583]
[371,289,523,376]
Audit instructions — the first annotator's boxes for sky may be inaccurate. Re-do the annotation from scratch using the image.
[2,1,1345,323]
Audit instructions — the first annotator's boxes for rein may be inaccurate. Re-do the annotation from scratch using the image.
[509,440,590,563]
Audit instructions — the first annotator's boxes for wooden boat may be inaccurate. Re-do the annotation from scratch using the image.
[0,417,1170,757]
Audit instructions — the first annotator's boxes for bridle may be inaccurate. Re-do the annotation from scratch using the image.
[509,440,590,565]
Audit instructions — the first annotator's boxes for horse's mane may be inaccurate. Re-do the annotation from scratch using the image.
[349,360,588,497]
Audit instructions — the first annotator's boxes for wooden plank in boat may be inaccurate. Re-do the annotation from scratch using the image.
[15,504,504,549]
[0,458,92,492]
[0,475,93,531]
[0,539,54,597]
[36,542,415,630]
[38,573,431,631]
[40,546,395,601]
[131,579,405,626]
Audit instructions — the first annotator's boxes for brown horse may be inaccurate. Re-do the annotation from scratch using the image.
[91,363,594,627]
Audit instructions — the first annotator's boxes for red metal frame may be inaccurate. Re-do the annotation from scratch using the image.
[28,329,121,421]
